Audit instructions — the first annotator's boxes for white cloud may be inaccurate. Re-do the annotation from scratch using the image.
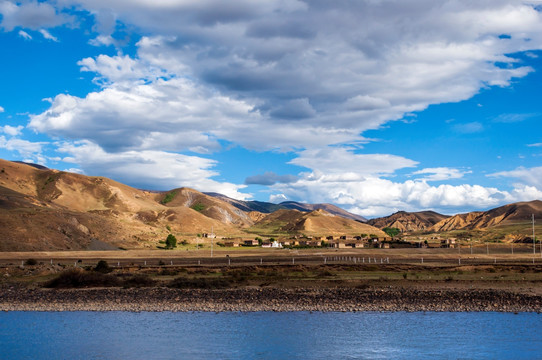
[39,29,58,42]
[0,135,45,159]
[15,1,542,215]
[271,174,542,218]
[269,193,287,203]
[0,105,4,112]
[527,143,542,147]
[29,65,259,153]
[56,140,250,199]
[493,113,538,123]
[88,35,116,47]
[453,121,484,134]
[0,125,24,136]
[263,150,541,217]
[0,1,72,31]
[31,1,542,154]
[489,166,542,188]
[289,147,418,177]
[18,30,32,40]
[412,167,471,182]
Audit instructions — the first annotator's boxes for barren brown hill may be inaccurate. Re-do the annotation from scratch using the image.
[368,211,449,232]
[157,187,253,227]
[0,159,244,251]
[248,209,305,235]
[430,200,542,232]
[281,209,386,237]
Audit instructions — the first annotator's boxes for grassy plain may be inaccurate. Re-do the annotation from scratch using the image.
[2,246,542,296]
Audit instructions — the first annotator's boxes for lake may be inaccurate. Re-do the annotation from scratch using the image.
[1,311,541,359]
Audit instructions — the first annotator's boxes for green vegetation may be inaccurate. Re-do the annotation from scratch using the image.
[166,225,171,232]
[190,203,205,212]
[383,227,400,238]
[165,234,177,249]
[161,190,177,204]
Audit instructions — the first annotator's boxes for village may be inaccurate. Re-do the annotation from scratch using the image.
[201,233,461,249]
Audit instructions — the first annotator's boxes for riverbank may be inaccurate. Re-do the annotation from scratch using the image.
[1,285,541,312]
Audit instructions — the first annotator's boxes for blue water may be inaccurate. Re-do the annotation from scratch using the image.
[1,311,541,359]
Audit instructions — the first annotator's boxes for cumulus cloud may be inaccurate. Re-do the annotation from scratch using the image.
[489,166,542,188]
[245,171,298,186]
[56,140,250,199]
[31,1,542,154]
[18,1,542,212]
[0,125,24,136]
[0,1,72,31]
[0,135,46,164]
[29,59,260,153]
[263,149,541,217]
[271,174,542,218]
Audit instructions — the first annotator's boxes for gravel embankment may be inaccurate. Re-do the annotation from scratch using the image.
[1,286,541,312]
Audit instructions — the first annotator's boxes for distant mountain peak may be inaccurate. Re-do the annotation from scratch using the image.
[204,194,367,222]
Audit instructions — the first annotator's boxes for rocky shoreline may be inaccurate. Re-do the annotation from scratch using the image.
[1,286,541,312]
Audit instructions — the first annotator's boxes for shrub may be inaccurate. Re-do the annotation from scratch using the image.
[123,274,156,288]
[161,190,177,204]
[190,203,205,212]
[45,269,120,288]
[166,234,177,249]
[168,277,231,289]
[94,260,112,273]
[25,258,38,266]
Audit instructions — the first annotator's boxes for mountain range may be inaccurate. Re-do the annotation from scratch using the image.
[0,159,540,251]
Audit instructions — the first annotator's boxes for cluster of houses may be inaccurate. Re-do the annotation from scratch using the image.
[218,235,393,249]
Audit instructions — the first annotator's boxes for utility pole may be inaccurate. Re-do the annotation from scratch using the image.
[533,214,536,255]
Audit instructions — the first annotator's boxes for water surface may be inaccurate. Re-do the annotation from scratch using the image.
[1,311,541,359]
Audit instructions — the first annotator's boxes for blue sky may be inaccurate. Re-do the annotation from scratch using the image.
[1,0,542,218]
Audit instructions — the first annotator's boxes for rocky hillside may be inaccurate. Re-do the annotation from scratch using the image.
[368,211,449,232]
[158,188,253,227]
[430,200,542,232]
[206,193,367,222]
[278,209,385,236]
[0,159,244,251]
[1,158,540,251]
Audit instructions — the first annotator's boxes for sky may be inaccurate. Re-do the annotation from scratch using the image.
[1,0,542,218]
